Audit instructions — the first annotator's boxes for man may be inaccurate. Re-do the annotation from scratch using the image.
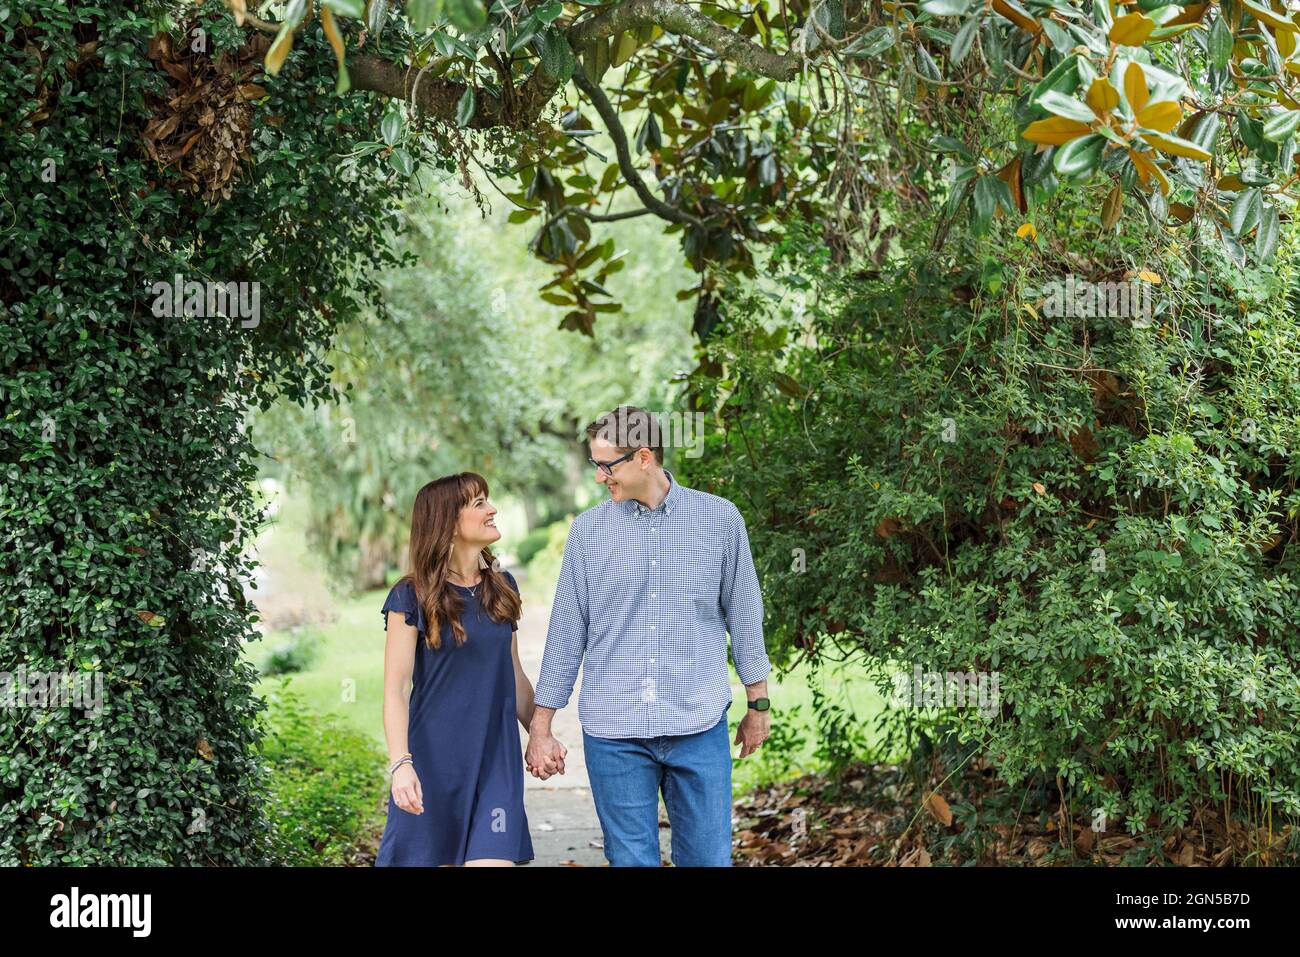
[526,406,772,866]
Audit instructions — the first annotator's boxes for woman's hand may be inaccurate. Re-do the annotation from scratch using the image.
[525,733,567,779]
[392,763,424,815]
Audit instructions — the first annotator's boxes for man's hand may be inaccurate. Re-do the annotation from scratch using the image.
[734,710,770,759]
[525,732,567,780]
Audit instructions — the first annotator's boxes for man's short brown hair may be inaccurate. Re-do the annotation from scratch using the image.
[585,406,665,466]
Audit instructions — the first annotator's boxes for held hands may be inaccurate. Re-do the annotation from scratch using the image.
[734,710,771,759]
[525,732,567,780]
[392,763,424,815]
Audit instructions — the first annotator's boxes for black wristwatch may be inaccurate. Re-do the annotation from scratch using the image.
[747,697,770,711]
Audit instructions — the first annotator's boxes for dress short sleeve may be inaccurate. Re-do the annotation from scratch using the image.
[382,579,428,641]
[502,568,519,596]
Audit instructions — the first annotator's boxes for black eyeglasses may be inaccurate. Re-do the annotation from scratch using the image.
[588,451,637,476]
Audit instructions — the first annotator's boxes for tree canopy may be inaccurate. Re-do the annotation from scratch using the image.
[210,0,1300,338]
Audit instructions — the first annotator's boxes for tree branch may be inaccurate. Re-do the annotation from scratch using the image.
[349,54,552,128]
[535,203,654,236]
[239,0,814,128]
[566,0,806,81]
[571,68,707,232]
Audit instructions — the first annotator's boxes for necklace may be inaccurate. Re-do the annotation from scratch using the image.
[447,571,482,591]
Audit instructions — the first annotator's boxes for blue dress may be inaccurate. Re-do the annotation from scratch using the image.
[374,571,534,866]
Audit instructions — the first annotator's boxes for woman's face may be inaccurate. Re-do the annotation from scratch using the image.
[455,488,500,547]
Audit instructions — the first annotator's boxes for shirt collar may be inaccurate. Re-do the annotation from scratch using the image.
[625,468,681,516]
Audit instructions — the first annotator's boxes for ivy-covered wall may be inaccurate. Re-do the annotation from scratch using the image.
[0,1,407,863]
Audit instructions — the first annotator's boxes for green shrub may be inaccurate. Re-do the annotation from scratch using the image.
[686,212,1300,847]
[259,679,386,866]
[260,630,319,677]
[524,515,575,597]
[517,523,557,567]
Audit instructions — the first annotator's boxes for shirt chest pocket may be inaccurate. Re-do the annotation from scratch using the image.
[670,543,726,610]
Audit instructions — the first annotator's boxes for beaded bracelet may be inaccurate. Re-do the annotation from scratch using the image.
[389,753,413,775]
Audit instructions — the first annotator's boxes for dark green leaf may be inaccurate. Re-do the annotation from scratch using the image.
[950,16,980,66]
[456,87,476,127]
[1262,109,1300,143]
[1208,15,1233,69]
[1053,133,1106,177]
[1230,187,1262,236]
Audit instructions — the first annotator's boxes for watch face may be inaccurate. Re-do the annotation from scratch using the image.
[751,698,770,710]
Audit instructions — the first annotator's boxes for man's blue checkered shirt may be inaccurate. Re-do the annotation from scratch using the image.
[533,468,771,739]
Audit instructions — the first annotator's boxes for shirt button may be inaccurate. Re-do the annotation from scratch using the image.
[650,658,655,663]
[650,528,657,533]
[650,592,657,599]
[650,559,657,566]
[649,624,656,631]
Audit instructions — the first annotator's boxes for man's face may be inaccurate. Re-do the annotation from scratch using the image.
[589,437,640,502]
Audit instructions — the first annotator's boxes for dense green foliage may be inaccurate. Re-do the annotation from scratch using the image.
[10,0,1300,867]
[1,0,405,863]
[259,680,387,865]
[686,204,1300,844]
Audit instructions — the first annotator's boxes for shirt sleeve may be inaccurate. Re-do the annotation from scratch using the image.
[533,520,589,710]
[721,506,771,686]
[381,579,426,641]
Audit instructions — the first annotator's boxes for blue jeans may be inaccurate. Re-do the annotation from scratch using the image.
[582,710,733,867]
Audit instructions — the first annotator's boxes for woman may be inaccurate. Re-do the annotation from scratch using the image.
[374,472,562,866]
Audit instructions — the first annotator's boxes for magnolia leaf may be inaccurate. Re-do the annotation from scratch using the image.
[321,6,350,94]
[264,0,307,76]
[1023,116,1092,145]
[1129,148,1171,194]
[1240,0,1293,31]
[1207,14,1233,69]
[1038,90,1097,124]
[1230,187,1262,236]
[456,87,476,127]
[368,0,390,34]
[991,0,1041,34]
[1135,100,1182,132]
[1262,109,1300,142]
[950,15,980,66]
[1102,182,1123,228]
[1123,61,1149,114]
[1086,78,1120,114]
[1110,12,1156,45]
[1140,129,1211,160]
[1031,53,1079,105]
[1256,203,1281,259]
[1054,133,1106,177]
[921,0,974,15]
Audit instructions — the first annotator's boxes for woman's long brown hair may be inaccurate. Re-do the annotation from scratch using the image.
[401,472,521,650]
